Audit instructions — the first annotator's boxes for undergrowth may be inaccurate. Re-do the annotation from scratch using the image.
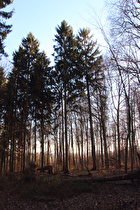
[0,168,138,204]
[0,172,99,202]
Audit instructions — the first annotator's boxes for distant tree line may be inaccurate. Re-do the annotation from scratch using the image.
[0,0,139,174]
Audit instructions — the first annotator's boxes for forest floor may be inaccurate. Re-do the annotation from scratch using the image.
[0,170,140,210]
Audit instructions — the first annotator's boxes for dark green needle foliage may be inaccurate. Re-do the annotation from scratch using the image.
[6,32,54,170]
[76,28,103,170]
[0,0,13,56]
[30,51,54,168]
[53,20,84,173]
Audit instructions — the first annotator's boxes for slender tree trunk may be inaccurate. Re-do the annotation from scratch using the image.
[54,131,58,171]
[11,129,15,172]
[102,120,109,169]
[100,90,109,169]
[62,97,65,171]
[125,134,129,173]
[20,128,23,171]
[41,105,44,169]
[68,131,71,167]
[23,120,26,171]
[0,132,6,174]
[56,127,59,169]
[114,126,117,158]
[64,83,69,174]
[86,75,96,170]
[80,109,84,170]
[86,118,89,167]
[58,123,62,165]
[41,128,44,169]
[75,118,81,168]
[47,139,50,165]
[100,123,104,167]
[17,142,20,172]
[34,110,37,162]
[71,120,75,167]
[10,125,14,172]
[6,152,8,173]
[131,115,135,172]
[125,98,131,173]
[117,93,121,168]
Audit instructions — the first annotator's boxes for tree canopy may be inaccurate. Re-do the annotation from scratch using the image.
[0,0,13,56]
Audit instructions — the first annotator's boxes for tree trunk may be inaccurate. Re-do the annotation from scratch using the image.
[70,120,75,167]
[64,83,69,174]
[61,96,65,171]
[125,99,131,173]
[117,92,121,168]
[47,139,50,165]
[86,75,96,170]
[86,118,89,167]
[0,132,6,174]
[75,117,81,168]
[11,129,15,172]
[102,117,109,169]
[23,120,26,171]
[80,109,84,170]
[100,123,104,167]
[41,105,44,169]
[100,91,109,169]
[34,109,37,162]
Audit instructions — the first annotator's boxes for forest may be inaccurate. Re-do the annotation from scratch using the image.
[0,0,140,177]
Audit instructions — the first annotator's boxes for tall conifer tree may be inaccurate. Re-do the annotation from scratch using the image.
[77,28,103,170]
[12,33,41,170]
[53,20,79,173]
[30,51,53,167]
[11,33,53,169]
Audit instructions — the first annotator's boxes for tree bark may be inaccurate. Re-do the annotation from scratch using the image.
[86,74,96,170]
[117,91,121,168]
[80,108,84,170]
[64,83,69,174]
[100,91,109,169]
[41,104,44,169]
[100,123,104,167]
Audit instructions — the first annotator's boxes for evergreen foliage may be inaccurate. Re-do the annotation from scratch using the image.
[53,20,77,173]
[76,28,104,170]
[0,0,13,56]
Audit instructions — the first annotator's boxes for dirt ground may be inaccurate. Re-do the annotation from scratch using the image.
[0,177,140,210]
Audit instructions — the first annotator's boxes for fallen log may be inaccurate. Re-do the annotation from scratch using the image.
[91,170,140,182]
[73,170,140,183]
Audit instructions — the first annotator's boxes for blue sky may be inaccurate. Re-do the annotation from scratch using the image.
[4,0,106,64]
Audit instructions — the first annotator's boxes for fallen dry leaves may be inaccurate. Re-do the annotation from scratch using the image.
[0,177,140,209]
